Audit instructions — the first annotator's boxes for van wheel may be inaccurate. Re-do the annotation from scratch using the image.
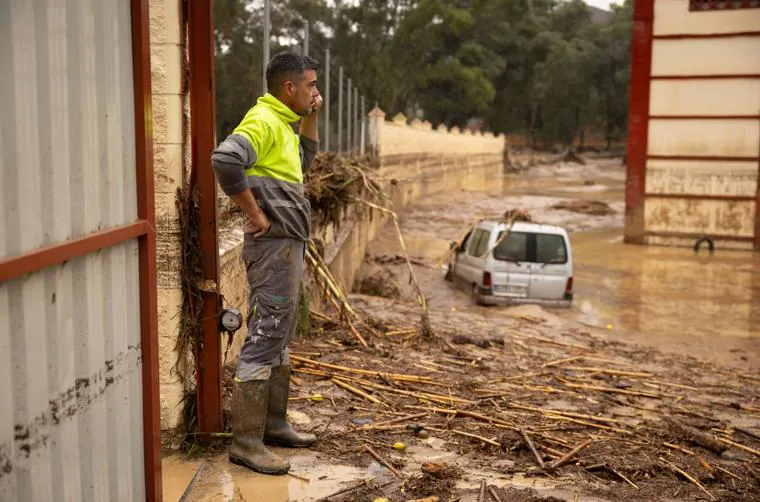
[444,265,453,282]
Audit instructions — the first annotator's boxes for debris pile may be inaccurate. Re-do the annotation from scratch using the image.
[550,200,615,216]
[305,153,380,229]
[282,300,760,501]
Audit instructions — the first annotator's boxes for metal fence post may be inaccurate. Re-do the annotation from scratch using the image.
[262,0,270,94]
[303,21,309,57]
[338,67,343,154]
[324,49,330,151]
[353,86,359,154]
[347,78,352,156]
[360,95,366,156]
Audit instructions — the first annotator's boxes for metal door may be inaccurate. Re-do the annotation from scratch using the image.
[0,1,161,500]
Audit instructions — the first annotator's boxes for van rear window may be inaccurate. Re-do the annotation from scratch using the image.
[493,232,529,262]
[493,231,567,264]
[536,234,567,264]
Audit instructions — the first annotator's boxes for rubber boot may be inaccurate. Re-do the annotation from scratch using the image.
[229,379,290,475]
[264,365,318,447]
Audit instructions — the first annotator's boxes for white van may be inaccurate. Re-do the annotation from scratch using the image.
[445,220,573,307]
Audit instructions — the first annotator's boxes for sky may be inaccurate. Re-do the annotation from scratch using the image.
[584,0,623,10]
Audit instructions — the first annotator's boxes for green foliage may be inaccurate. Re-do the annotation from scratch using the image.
[214,0,633,147]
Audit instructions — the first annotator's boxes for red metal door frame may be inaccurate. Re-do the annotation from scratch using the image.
[131,0,162,499]
[0,1,162,499]
[624,0,654,246]
[188,0,224,435]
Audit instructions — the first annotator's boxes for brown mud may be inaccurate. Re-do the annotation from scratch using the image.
[165,157,760,501]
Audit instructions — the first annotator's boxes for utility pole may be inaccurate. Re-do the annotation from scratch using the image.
[353,86,359,153]
[325,49,330,151]
[360,95,366,156]
[303,21,309,57]
[262,0,270,94]
[347,78,352,156]
[338,67,343,153]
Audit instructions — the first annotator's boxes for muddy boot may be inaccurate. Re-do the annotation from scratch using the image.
[264,365,317,447]
[229,379,290,475]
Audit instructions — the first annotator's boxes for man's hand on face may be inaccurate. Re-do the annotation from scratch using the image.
[309,91,323,115]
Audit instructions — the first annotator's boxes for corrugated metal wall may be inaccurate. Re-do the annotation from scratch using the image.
[0,1,145,500]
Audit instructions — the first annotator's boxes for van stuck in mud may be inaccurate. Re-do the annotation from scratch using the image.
[446,220,574,308]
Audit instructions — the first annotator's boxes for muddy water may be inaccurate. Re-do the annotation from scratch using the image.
[569,229,760,369]
[365,158,760,370]
[173,450,384,501]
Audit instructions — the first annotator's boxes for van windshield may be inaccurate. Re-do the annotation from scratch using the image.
[493,231,568,264]
[493,232,529,262]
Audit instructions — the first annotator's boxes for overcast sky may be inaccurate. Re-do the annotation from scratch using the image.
[584,0,623,10]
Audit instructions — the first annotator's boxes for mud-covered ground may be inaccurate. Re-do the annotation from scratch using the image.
[166,156,760,501]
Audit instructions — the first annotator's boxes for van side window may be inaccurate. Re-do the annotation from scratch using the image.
[493,231,529,262]
[474,230,491,257]
[535,234,567,264]
[467,229,487,257]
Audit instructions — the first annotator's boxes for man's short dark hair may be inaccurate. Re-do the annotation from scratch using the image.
[266,52,320,93]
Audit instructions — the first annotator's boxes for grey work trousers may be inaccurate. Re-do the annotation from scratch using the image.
[235,237,305,382]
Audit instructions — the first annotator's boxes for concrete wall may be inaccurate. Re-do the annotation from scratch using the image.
[150,0,190,430]
[627,0,760,250]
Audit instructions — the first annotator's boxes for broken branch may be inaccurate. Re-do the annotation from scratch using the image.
[363,444,403,478]
[547,440,593,470]
[520,428,545,468]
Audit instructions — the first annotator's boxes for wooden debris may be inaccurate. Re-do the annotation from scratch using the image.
[408,497,440,502]
[405,405,514,429]
[547,440,593,470]
[451,429,501,447]
[315,476,376,501]
[714,465,741,480]
[286,472,311,483]
[331,378,387,406]
[508,402,628,425]
[520,428,545,468]
[659,457,716,501]
[609,466,639,490]
[735,427,760,441]
[487,485,504,502]
[565,366,652,378]
[668,419,727,454]
[364,444,403,478]
[543,413,632,435]
[717,437,760,458]
[291,355,433,382]
[543,356,584,367]
[359,412,428,430]
[353,198,434,338]
[560,381,663,399]
[663,442,696,456]
[478,480,487,502]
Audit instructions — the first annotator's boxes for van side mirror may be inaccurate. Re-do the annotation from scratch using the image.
[450,241,458,250]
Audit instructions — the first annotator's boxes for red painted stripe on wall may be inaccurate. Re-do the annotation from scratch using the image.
[648,154,760,162]
[651,74,760,80]
[624,0,655,245]
[649,115,760,120]
[653,31,760,40]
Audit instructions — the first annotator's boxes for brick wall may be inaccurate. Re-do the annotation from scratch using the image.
[150,0,190,430]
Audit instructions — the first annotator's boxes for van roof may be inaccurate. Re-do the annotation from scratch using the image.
[478,219,568,235]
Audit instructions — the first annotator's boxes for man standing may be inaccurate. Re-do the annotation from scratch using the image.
[211,52,322,475]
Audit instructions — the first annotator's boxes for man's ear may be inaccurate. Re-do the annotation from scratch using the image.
[284,80,296,97]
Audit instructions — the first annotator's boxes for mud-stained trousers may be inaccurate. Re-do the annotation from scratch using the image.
[236,237,305,382]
